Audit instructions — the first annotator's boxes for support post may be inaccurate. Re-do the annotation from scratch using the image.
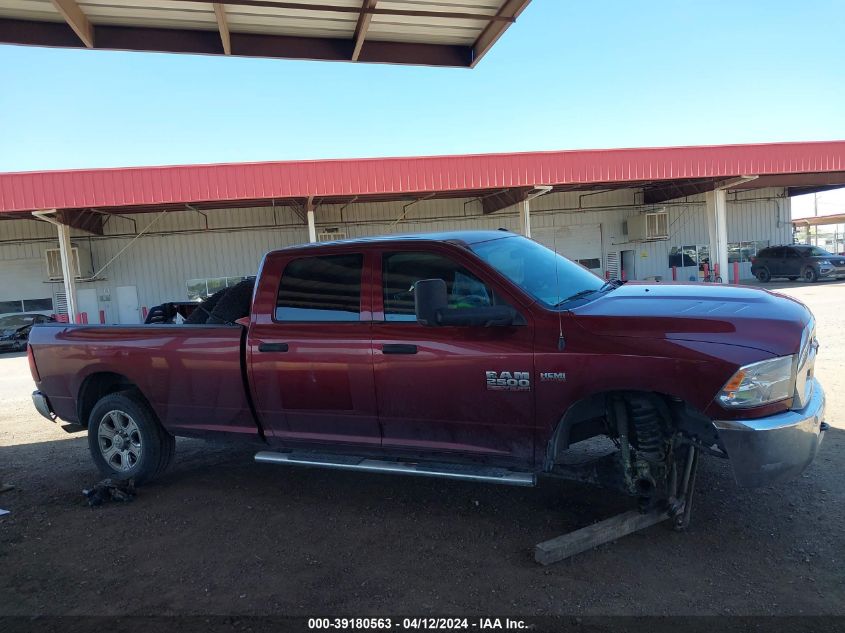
[705,189,728,284]
[519,199,531,238]
[306,197,317,243]
[32,210,77,323]
[57,221,78,322]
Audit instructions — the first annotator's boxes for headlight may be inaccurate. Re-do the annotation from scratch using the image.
[819,260,831,266]
[718,356,795,408]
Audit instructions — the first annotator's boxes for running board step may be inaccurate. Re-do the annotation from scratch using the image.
[254,451,536,487]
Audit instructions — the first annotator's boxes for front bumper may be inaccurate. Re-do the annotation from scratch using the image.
[819,265,845,278]
[714,378,826,487]
[32,390,56,421]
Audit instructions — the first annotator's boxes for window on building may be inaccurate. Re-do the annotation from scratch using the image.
[670,242,770,268]
[668,246,696,268]
[0,301,22,314]
[23,298,53,312]
[577,258,601,270]
[275,254,363,322]
[186,276,251,301]
[0,298,54,315]
[382,252,494,322]
[728,240,770,263]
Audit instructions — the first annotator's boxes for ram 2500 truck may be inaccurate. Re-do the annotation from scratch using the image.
[28,231,826,507]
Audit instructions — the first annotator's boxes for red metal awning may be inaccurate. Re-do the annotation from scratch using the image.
[792,213,845,227]
[1,140,844,215]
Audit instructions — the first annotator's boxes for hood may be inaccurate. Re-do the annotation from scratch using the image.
[570,282,811,356]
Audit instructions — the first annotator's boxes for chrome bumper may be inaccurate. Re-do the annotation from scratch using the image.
[32,390,56,421]
[714,379,826,487]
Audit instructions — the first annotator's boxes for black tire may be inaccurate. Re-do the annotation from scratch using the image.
[87,391,175,483]
[184,287,228,324]
[755,268,771,282]
[206,279,255,325]
[803,267,819,283]
[788,276,798,281]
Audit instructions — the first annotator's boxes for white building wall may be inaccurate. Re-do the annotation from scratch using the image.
[0,187,791,322]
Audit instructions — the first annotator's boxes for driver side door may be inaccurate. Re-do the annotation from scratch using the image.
[370,246,536,465]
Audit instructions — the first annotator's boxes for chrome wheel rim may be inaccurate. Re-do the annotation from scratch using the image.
[98,410,142,471]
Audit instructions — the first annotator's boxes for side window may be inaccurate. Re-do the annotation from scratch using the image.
[786,248,801,258]
[382,251,493,322]
[276,254,363,322]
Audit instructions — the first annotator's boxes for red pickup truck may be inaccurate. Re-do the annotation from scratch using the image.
[28,231,826,505]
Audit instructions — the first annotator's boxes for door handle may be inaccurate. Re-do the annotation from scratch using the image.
[382,344,418,355]
[258,342,289,353]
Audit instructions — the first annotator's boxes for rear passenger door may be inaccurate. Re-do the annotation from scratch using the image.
[371,247,535,464]
[248,251,380,448]
[783,247,803,276]
[765,247,785,275]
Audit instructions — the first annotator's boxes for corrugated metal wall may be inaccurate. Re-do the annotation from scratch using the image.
[0,187,791,322]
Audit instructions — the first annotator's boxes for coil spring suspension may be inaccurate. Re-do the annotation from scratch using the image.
[627,397,666,463]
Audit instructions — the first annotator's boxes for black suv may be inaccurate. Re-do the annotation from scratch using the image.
[751,245,845,282]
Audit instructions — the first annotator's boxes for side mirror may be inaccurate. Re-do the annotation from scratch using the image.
[414,278,516,328]
[414,279,447,326]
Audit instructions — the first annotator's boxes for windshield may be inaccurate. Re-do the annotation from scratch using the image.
[795,246,833,257]
[0,315,34,329]
[470,235,604,307]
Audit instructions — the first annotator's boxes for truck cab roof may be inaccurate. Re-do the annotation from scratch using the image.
[270,230,514,255]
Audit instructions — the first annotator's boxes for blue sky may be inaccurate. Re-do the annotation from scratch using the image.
[0,0,843,173]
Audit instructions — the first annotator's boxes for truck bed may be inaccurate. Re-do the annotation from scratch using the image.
[28,323,258,437]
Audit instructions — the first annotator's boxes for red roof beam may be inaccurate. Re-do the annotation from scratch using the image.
[1,141,844,215]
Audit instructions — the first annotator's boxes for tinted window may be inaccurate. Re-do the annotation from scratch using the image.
[276,254,363,322]
[794,246,833,257]
[382,252,493,322]
[470,235,603,307]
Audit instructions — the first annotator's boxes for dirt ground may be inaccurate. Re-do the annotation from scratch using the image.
[1,280,843,617]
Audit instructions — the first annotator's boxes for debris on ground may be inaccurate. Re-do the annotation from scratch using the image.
[82,478,137,507]
[0,509,9,517]
[0,483,13,494]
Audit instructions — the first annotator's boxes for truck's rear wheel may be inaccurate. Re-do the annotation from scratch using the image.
[87,391,175,483]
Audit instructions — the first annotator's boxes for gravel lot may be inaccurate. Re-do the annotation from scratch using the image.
[1,280,843,617]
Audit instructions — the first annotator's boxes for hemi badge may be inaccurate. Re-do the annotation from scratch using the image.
[540,372,566,382]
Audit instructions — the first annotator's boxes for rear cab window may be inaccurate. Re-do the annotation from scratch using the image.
[276,253,364,322]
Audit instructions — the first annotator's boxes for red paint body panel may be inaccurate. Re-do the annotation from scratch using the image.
[2,140,844,214]
[29,325,256,437]
[28,233,813,472]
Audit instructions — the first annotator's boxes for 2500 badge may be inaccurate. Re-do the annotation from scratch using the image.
[485,370,530,391]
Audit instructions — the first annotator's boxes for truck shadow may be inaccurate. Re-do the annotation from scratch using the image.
[1,428,841,615]
[2,427,840,540]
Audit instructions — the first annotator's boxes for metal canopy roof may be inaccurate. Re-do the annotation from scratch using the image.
[2,141,845,230]
[0,0,532,66]
[792,213,845,227]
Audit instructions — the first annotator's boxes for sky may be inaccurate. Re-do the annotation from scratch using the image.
[0,0,844,175]
[792,190,845,219]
